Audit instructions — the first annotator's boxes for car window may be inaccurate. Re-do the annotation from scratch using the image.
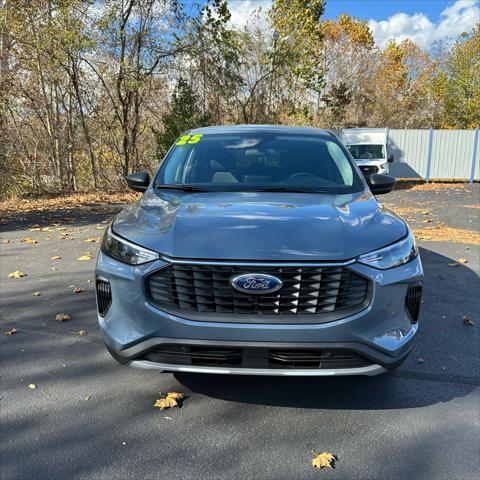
[156,132,364,193]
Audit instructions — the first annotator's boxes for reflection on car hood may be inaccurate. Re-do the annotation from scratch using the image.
[112,189,407,261]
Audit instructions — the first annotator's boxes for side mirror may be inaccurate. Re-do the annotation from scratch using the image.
[387,154,394,163]
[367,173,396,195]
[125,171,150,192]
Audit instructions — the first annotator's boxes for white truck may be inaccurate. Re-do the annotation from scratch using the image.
[340,128,394,177]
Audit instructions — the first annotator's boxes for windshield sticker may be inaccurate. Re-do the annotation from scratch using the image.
[176,134,203,145]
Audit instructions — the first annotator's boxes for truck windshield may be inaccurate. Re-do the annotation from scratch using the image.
[155,132,363,194]
[347,144,385,160]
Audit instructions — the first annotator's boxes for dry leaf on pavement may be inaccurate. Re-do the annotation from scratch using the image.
[84,237,101,243]
[4,328,17,336]
[463,315,475,326]
[73,287,85,294]
[21,237,38,244]
[311,452,337,469]
[8,271,26,278]
[154,392,185,410]
[32,291,41,296]
[457,258,468,264]
[51,255,61,260]
[78,255,92,261]
[28,384,37,389]
[55,313,71,321]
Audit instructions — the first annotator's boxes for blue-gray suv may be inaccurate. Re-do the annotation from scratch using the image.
[96,125,423,376]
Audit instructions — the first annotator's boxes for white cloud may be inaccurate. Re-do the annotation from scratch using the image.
[368,0,480,49]
[226,0,271,29]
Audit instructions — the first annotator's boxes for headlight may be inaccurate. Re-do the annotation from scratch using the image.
[101,226,159,265]
[380,163,388,169]
[357,229,418,270]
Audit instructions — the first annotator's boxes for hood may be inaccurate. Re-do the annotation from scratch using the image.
[113,189,407,261]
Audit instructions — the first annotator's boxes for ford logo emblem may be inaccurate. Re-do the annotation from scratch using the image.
[231,274,283,294]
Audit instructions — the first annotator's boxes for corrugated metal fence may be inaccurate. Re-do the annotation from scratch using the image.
[335,128,480,182]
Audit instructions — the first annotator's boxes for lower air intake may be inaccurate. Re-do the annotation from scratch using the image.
[96,278,112,316]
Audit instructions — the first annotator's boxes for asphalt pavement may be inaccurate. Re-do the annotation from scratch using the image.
[1,185,479,480]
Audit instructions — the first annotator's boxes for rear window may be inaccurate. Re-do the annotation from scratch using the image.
[156,132,364,193]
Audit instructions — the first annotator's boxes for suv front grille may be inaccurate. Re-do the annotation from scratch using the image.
[359,165,378,176]
[146,263,369,321]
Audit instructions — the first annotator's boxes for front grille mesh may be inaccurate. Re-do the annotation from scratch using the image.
[142,345,372,369]
[359,165,378,176]
[146,263,368,316]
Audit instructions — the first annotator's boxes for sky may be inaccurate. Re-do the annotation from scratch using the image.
[225,0,480,49]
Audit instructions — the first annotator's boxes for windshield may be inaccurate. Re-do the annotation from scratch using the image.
[347,144,385,160]
[155,132,363,193]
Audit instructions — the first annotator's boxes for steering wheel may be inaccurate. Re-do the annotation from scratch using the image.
[288,172,317,179]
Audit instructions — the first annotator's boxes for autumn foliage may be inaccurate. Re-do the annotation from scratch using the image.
[0,1,478,197]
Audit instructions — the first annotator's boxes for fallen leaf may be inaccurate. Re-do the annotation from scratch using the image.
[165,392,184,401]
[4,328,17,336]
[311,452,337,469]
[28,384,37,389]
[457,258,468,264]
[78,255,91,261]
[417,357,425,364]
[2,239,13,244]
[55,313,71,322]
[463,315,475,326]
[84,237,101,243]
[41,227,51,232]
[32,291,42,296]
[85,395,91,401]
[21,237,38,244]
[56,227,67,231]
[8,270,26,278]
[77,330,87,336]
[29,227,42,232]
[448,262,459,267]
[154,392,185,410]
[73,287,85,294]
[51,255,61,260]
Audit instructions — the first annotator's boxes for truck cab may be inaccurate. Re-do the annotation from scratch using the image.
[341,129,394,178]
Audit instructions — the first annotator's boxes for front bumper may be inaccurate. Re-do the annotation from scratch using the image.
[95,252,423,376]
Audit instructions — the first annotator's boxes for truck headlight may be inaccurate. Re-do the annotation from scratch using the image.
[357,229,418,270]
[101,226,159,265]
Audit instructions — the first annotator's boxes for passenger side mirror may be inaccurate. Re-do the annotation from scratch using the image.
[387,154,394,163]
[126,171,150,192]
[367,174,396,195]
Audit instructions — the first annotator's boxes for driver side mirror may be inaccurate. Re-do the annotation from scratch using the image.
[367,174,396,195]
[126,171,150,192]
[387,154,394,163]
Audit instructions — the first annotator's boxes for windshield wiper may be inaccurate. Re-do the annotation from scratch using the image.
[257,186,331,193]
[155,184,211,192]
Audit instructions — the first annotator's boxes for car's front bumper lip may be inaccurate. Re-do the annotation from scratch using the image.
[129,359,387,376]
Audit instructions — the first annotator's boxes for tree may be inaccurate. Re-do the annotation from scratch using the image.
[441,24,480,128]
[155,78,210,157]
